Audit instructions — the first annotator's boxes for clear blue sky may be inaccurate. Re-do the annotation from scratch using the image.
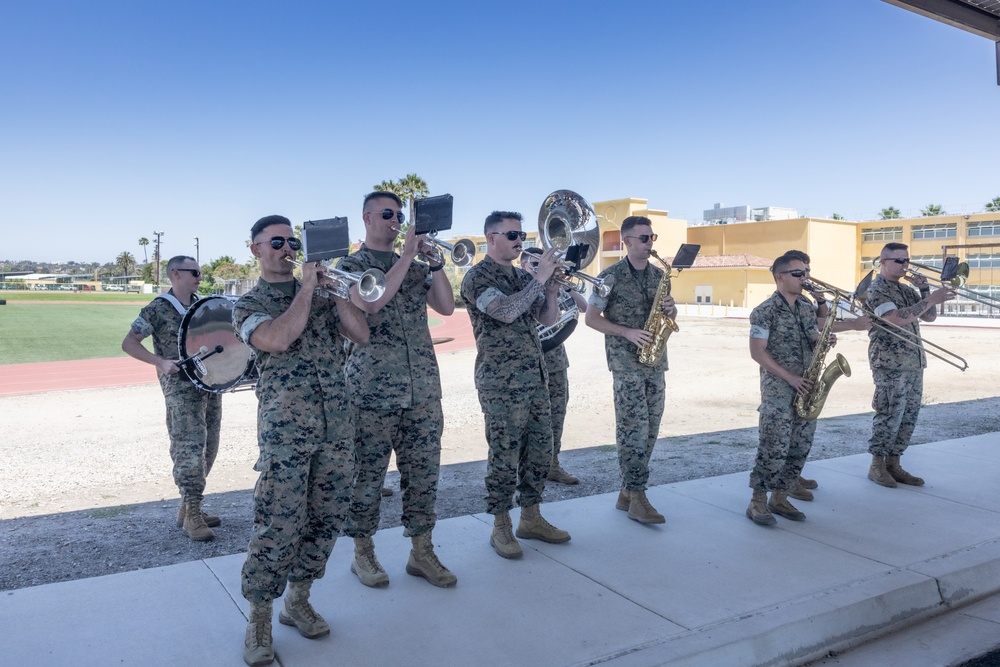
[3,0,998,264]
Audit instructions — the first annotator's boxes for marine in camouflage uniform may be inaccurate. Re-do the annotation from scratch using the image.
[235,215,370,667]
[748,291,819,494]
[864,241,953,488]
[122,255,221,541]
[460,211,570,559]
[335,191,457,588]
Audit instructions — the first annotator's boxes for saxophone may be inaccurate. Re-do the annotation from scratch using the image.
[793,294,852,420]
[637,250,680,367]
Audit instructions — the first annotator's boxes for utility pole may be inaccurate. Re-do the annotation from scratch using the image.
[153,231,164,288]
[194,237,200,265]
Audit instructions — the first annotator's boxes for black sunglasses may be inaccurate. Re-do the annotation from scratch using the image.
[888,258,910,265]
[258,237,302,251]
[492,230,528,242]
[175,268,201,278]
[780,269,810,278]
[625,234,658,243]
[381,209,406,224]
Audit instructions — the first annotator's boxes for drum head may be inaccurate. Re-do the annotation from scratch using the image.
[177,295,254,392]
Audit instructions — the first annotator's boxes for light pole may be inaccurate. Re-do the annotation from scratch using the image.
[153,231,164,288]
[194,237,200,265]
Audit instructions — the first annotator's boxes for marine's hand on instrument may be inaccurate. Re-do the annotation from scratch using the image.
[160,358,182,376]
[625,327,652,348]
[786,374,814,395]
[300,260,324,293]
[927,285,957,306]
[660,294,677,318]
[825,332,838,348]
[533,248,561,283]
[904,272,930,290]
[399,223,420,261]
[848,314,871,331]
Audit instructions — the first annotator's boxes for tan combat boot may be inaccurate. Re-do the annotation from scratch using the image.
[768,490,806,521]
[798,475,818,490]
[616,489,631,511]
[886,455,925,486]
[176,496,221,528]
[516,504,572,543]
[351,537,389,588]
[547,456,579,485]
[627,490,666,524]
[868,455,898,488]
[746,490,776,526]
[787,479,814,502]
[406,532,458,587]
[182,497,215,542]
[243,600,274,667]
[490,512,523,559]
[279,580,329,638]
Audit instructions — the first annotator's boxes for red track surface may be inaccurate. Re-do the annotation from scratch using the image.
[1,309,476,396]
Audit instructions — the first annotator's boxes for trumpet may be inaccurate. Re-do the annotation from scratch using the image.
[807,274,968,372]
[391,225,476,267]
[285,258,387,303]
[552,249,614,298]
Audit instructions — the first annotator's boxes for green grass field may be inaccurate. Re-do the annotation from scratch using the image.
[0,301,142,363]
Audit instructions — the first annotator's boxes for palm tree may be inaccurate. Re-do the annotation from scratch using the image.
[398,173,429,206]
[879,207,901,220]
[116,251,136,281]
[372,179,406,199]
[138,237,149,263]
[831,213,844,220]
[985,197,1000,212]
[920,204,945,216]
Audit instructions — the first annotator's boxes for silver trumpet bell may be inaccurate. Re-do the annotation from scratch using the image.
[420,232,476,268]
[286,258,387,303]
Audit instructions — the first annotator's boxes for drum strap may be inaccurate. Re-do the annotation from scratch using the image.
[156,293,198,316]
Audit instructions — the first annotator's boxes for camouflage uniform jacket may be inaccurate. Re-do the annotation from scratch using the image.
[338,245,441,410]
[232,279,354,444]
[460,255,546,392]
[866,274,926,371]
[588,257,668,373]
[131,290,202,398]
[749,291,818,394]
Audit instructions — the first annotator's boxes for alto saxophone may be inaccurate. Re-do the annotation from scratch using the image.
[638,250,680,367]
[793,294,852,420]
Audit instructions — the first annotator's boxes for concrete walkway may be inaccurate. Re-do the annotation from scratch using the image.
[3,433,999,667]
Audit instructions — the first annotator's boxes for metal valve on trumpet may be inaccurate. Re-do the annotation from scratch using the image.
[285,257,387,303]
[390,225,476,268]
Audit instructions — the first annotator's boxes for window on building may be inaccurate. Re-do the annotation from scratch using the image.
[968,220,1000,237]
[911,223,956,240]
[602,230,621,252]
[861,257,875,272]
[477,243,487,254]
[911,255,943,269]
[966,253,1000,269]
[861,227,903,242]
[522,239,536,249]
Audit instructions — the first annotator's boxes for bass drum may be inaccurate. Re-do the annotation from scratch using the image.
[177,295,255,392]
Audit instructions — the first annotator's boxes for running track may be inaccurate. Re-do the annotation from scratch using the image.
[0,310,476,396]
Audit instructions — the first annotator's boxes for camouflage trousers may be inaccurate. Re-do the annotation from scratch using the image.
[547,368,569,458]
[344,401,443,539]
[480,385,553,514]
[750,390,818,491]
[869,368,923,457]
[164,384,221,502]
[241,437,354,603]
[612,370,665,491]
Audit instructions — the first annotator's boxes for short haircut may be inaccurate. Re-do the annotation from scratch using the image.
[770,251,806,276]
[363,190,403,209]
[484,210,522,235]
[166,255,197,272]
[784,249,811,265]
[881,242,909,256]
[620,216,652,235]
[250,215,292,241]
[522,247,543,256]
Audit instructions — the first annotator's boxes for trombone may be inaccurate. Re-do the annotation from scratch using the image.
[391,225,476,267]
[808,274,968,372]
[905,258,1000,311]
[285,258,387,303]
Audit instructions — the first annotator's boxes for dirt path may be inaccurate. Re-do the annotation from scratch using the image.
[2,316,998,591]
